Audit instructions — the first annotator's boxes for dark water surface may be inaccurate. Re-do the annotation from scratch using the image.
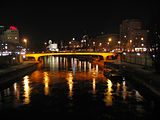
[0,56,158,119]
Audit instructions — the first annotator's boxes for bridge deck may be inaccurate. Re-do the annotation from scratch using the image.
[24,52,120,62]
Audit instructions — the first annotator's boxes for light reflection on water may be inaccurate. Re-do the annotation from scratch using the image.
[23,75,31,104]
[104,79,113,106]
[0,56,155,119]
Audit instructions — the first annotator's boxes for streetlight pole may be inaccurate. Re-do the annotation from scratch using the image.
[24,39,27,53]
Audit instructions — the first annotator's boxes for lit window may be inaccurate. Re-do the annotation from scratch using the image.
[141,37,144,41]
[130,40,132,43]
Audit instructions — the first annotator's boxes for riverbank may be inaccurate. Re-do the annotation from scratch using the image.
[120,62,160,100]
[0,63,37,89]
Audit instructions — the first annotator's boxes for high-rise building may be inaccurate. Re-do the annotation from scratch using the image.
[3,26,19,44]
[0,26,5,51]
[1,26,20,52]
[120,19,148,52]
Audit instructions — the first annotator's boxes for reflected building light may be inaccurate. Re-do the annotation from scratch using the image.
[13,83,20,101]
[104,79,113,106]
[14,83,17,94]
[56,57,59,70]
[96,64,98,74]
[66,73,74,99]
[116,83,120,94]
[44,72,50,95]
[59,57,62,68]
[72,59,75,75]
[71,58,73,67]
[65,57,68,68]
[135,90,143,102]
[89,62,91,73]
[84,61,86,71]
[63,57,66,68]
[3,88,10,96]
[74,58,77,70]
[74,58,77,64]
[92,78,96,94]
[79,61,81,71]
[23,75,31,104]
[122,81,127,101]
[50,56,59,71]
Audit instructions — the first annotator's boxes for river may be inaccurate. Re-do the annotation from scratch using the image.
[0,56,158,119]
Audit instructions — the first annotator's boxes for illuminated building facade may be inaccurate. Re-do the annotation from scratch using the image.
[120,19,148,52]
[89,34,119,52]
[0,26,22,55]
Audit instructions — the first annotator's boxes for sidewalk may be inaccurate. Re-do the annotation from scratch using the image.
[121,62,160,98]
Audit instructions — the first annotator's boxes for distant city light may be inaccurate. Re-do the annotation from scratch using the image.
[137,53,141,56]
[141,37,144,41]
[108,38,112,42]
[10,26,18,30]
[130,40,132,43]
[123,52,126,55]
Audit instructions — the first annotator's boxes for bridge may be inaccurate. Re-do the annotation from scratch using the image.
[24,52,120,62]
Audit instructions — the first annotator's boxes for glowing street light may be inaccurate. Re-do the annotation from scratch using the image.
[23,39,28,47]
[108,38,112,42]
[23,39,28,53]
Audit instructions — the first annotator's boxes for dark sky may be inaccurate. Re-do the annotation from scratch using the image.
[0,1,159,51]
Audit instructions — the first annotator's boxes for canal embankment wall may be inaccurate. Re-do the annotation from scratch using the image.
[0,63,37,89]
[120,62,160,100]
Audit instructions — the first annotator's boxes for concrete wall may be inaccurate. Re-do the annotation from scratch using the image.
[0,55,21,68]
[121,53,153,67]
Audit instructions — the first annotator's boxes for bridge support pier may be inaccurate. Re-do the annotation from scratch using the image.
[34,56,39,62]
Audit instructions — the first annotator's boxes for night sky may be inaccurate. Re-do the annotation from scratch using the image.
[0,1,159,51]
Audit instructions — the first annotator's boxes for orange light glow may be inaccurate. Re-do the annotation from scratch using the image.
[25,52,119,62]
[44,72,50,95]
[23,75,31,104]
[66,72,74,99]
[104,79,113,106]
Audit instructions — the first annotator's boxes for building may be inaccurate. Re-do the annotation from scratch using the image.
[66,38,80,51]
[81,35,89,51]
[0,26,4,51]
[47,40,59,52]
[1,26,20,51]
[120,19,149,52]
[89,34,119,52]
[0,26,23,55]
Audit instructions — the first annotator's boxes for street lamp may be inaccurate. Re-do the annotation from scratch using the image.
[108,38,112,42]
[23,39,28,53]
[118,41,121,52]
[44,42,47,52]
